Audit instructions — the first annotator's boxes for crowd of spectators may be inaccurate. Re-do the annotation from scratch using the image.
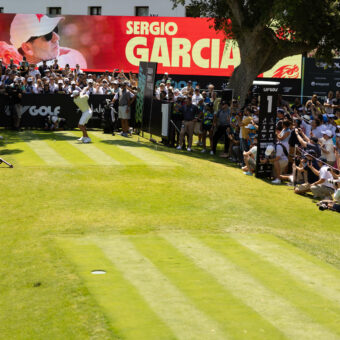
[0,58,138,95]
[0,57,339,210]
[155,79,340,210]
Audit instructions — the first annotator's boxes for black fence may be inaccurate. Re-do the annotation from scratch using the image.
[0,94,113,129]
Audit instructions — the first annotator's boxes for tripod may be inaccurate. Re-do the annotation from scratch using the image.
[0,157,13,168]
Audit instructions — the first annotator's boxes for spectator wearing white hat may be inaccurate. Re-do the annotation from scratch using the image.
[263,143,289,184]
[309,157,335,200]
[71,89,92,143]
[97,79,111,95]
[55,80,66,94]
[67,80,81,95]
[83,79,97,95]
[320,130,336,166]
[10,14,87,68]
[24,77,34,93]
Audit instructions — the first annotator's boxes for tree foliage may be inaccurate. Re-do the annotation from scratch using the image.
[172,0,340,103]
[173,0,340,61]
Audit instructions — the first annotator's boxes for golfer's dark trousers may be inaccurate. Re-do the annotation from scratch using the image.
[212,125,229,154]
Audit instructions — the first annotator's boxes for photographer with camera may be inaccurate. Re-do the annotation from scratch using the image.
[262,142,289,184]
[5,77,23,130]
[309,157,335,200]
[293,150,320,195]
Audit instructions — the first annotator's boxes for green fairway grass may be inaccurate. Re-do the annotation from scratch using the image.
[0,129,339,339]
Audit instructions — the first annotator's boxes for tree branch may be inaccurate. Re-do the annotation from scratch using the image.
[226,0,244,28]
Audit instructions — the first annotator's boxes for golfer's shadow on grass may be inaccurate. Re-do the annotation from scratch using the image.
[0,149,23,155]
[100,138,241,169]
[29,131,80,142]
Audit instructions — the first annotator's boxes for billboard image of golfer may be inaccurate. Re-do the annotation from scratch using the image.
[0,14,87,68]
[0,13,301,77]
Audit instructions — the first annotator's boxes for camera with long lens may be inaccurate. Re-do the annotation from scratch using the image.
[319,203,328,211]
[328,179,340,184]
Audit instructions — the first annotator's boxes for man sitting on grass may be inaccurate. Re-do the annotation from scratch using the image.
[309,157,335,200]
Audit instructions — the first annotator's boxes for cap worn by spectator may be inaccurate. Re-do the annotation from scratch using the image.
[322,130,333,137]
[57,80,63,84]
[303,115,311,123]
[88,79,94,84]
[71,80,76,85]
[265,145,275,156]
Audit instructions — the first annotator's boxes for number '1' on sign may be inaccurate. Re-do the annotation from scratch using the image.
[267,96,273,113]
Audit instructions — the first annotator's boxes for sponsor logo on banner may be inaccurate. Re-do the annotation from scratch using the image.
[21,106,61,116]
[311,82,330,87]
[272,65,299,78]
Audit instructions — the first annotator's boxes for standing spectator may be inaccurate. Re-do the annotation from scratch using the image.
[6,79,23,130]
[201,102,215,154]
[181,80,193,96]
[0,59,6,76]
[320,130,336,166]
[51,59,59,72]
[113,81,135,137]
[192,88,203,106]
[212,101,230,156]
[177,97,198,152]
[311,119,323,139]
[332,90,340,116]
[24,77,34,93]
[207,84,217,103]
[277,120,291,150]
[239,107,253,155]
[324,90,335,115]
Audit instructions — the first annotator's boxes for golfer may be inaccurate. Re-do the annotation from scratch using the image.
[71,89,92,143]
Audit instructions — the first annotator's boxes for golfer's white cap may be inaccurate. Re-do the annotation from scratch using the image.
[10,14,64,49]
[71,90,79,97]
[265,145,275,156]
[88,79,94,83]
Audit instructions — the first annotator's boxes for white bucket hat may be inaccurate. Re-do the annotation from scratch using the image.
[10,14,64,49]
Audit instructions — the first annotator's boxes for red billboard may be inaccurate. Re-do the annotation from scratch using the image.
[0,13,301,78]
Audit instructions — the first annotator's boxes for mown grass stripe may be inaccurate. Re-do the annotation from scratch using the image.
[21,131,70,166]
[58,131,121,166]
[96,236,229,340]
[0,131,45,167]
[232,234,340,306]
[163,234,339,340]
[86,131,147,166]
[33,131,97,166]
[201,235,340,336]
[58,239,175,340]
[131,235,286,340]
[92,131,179,167]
